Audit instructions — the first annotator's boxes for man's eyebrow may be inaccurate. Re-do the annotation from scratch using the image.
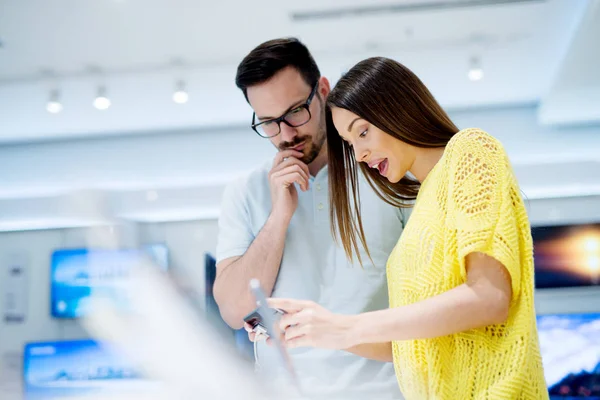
[256,99,305,121]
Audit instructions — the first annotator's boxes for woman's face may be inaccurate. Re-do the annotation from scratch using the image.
[331,107,415,183]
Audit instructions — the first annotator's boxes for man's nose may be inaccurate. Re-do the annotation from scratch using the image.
[279,123,298,143]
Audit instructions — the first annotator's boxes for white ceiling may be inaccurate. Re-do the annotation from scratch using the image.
[538,0,600,125]
[0,0,577,79]
[0,0,599,232]
[0,0,596,143]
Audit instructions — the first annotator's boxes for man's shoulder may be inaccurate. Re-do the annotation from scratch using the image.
[353,174,409,226]
[245,160,272,186]
[222,160,272,200]
[355,175,391,207]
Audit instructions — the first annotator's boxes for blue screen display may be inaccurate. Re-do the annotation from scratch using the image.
[23,339,153,399]
[537,312,600,398]
[51,244,169,318]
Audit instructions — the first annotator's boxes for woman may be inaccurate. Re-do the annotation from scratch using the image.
[268,57,548,399]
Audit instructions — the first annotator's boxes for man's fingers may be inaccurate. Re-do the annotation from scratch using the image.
[272,150,304,168]
[271,169,309,191]
[271,155,310,183]
[272,162,310,183]
[282,157,311,182]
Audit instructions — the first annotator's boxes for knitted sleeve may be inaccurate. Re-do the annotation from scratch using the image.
[448,129,522,300]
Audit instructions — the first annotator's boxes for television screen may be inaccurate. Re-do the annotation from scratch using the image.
[23,339,157,399]
[537,313,600,398]
[51,244,169,318]
[532,223,600,289]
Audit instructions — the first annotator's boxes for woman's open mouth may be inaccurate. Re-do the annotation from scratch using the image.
[369,159,389,176]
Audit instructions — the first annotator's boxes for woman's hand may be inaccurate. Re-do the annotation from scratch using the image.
[267,298,357,350]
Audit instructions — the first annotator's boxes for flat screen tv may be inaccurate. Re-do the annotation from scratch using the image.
[51,244,169,318]
[23,339,156,399]
[537,312,600,398]
[532,223,600,289]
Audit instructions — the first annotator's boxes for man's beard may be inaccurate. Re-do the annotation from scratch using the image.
[278,113,326,165]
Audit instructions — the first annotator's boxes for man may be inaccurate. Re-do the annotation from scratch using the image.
[214,38,405,399]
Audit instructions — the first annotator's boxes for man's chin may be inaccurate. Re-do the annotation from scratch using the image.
[301,150,319,165]
[283,148,311,164]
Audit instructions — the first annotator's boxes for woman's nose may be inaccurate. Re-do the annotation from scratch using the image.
[354,145,369,163]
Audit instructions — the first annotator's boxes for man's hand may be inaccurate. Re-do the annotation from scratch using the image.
[268,150,310,222]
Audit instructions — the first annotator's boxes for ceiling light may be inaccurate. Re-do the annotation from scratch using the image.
[93,86,111,110]
[468,68,484,81]
[172,80,189,104]
[46,89,63,114]
[468,56,484,82]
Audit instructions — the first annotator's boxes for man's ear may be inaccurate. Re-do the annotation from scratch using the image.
[318,76,331,99]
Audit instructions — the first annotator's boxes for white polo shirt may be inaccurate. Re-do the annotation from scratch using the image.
[217,160,406,400]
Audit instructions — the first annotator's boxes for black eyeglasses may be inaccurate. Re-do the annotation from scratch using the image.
[251,83,319,138]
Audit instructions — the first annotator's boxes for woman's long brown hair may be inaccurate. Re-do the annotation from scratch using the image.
[327,57,458,264]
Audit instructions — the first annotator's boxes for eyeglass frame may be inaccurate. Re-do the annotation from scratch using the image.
[250,82,319,138]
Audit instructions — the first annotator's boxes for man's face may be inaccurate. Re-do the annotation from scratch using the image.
[246,66,328,165]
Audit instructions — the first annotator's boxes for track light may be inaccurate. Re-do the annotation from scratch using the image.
[172,80,189,104]
[468,56,484,82]
[46,89,63,114]
[93,86,111,110]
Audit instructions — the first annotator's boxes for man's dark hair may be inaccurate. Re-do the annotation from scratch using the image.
[235,37,321,102]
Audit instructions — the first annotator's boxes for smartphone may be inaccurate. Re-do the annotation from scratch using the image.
[243,307,285,338]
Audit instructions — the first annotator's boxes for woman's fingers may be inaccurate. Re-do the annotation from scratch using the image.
[284,323,309,342]
[268,298,314,313]
[267,299,318,342]
[285,336,311,349]
[279,308,313,331]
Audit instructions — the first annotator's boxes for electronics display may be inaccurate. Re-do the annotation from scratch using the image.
[248,279,299,389]
[532,223,600,289]
[23,339,155,399]
[50,244,169,318]
[243,307,285,338]
[537,312,600,398]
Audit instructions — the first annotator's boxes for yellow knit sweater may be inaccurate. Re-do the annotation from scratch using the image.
[387,128,547,399]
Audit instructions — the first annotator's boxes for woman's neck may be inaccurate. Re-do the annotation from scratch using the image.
[410,147,446,183]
